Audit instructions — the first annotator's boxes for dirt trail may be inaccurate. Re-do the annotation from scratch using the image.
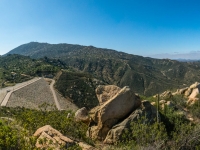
[49,79,61,110]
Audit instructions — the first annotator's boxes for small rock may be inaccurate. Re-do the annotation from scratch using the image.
[75,107,90,124]
[166,101,175,108]
[159,100,166,105]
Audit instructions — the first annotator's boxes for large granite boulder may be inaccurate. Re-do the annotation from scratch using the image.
[75,107,90,124]
[189,88,199,99]
[177,87,188,95]
[104,100,158,144]
[33,125,74,149]
[95,85,121,105]
[87,86,141,140]
[190,82,200,89]
[186,82,200,104]
[184,88,192,97]
[34,125,97,150]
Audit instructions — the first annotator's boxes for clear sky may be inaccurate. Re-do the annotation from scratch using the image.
[1,0,200,59]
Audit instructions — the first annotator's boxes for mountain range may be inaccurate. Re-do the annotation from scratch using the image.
[5,42,200,96]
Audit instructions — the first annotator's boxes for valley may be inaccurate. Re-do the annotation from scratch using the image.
[6,42,200,96]
[0,42,200,149]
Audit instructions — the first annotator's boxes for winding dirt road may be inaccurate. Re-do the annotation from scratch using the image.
[49,79,61,110]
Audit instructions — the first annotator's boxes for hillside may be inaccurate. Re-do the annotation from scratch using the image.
[6,42,200,96]
[0,54,60,87]
[54,71,104,109]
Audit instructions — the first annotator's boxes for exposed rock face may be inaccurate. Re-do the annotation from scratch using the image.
[75,107,90,124]
[95,85,121,105]
[174,87,188,95]
[160,91,172,99]
[34,125,97,150]
[87,86,141,140]
[161,82,200,105]
[189,88,199,99]
[184,88,192,97]
[190,82,200,89]
[187,83,200,104]
[104,100,158,144]
[33,125,74,149]
[187,87,200,105]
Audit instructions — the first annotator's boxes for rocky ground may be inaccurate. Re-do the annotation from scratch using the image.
[55,90,78,111]
[7,79,56,110]
[0,78,37,105]
[74,85,158,144]
[5,78,79,111]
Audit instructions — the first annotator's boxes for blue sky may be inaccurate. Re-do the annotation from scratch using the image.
[0,0,200,59]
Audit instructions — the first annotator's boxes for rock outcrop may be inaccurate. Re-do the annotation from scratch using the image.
[104,100,158,144]
[75,107,90,124]
[34,125,97,150]
[173,87,188,95]
[160,91,172,99]
[34,125,74,150]
[87,86,141,140]
[161,82,200,105]
[95,85,121,105]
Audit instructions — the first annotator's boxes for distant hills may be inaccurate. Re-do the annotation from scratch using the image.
[175,59,200,62]
[6,42,200,96]
[149,52,200,60]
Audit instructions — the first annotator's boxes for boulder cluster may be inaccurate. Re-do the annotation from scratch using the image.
[157,82,200,105]
[174,82,200,104]
[75,85,158,144]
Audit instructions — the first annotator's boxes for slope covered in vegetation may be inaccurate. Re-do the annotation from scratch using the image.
[6,42,200,96]
[54,71,104,109]
[0,98,200,149]
[0,54,59,87]
[0,107,90,149]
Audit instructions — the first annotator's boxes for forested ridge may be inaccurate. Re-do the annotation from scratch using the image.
[6,42,200,96]
[1,43,200,149]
